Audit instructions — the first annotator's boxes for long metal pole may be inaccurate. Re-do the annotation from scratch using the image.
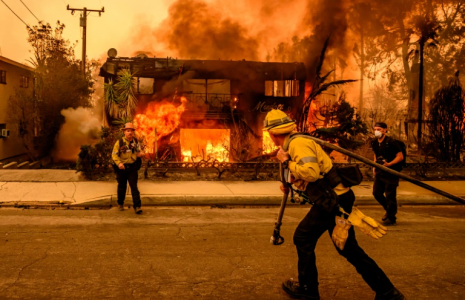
[306,135,465,204]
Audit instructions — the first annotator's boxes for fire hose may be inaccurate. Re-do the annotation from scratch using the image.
[271,135,465,246]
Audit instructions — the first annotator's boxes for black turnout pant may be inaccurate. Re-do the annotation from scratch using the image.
[116,163,141,208]
[293,189,394,294]
[373,175,398,221]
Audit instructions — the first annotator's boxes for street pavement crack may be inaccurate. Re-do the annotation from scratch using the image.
[0,251,48,293]
[177,227,186,241]
[71,182,77,201]
[55,182,66,199]
[223,183,235,195]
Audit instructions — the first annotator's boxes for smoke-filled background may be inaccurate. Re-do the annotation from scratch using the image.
[50,0,465,160]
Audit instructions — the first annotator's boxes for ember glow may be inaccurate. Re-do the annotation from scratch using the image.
[262,131,278,154]
[180,129,230,162]
[133,97,187,153]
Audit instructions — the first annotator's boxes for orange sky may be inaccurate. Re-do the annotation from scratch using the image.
[0,0,172,65]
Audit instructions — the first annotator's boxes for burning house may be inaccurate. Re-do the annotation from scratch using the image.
[99,50,306,162]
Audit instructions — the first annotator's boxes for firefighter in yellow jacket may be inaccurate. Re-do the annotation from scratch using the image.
[264,109,404,300]
[112,123,144,214]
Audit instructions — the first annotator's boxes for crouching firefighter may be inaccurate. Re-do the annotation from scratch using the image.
[264,109,404,300]
[112,123,144,214]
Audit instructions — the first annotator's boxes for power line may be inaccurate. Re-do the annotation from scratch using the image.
[19,0,39,21]
[0,0,31,29]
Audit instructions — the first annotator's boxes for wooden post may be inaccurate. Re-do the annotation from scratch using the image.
[154,128,158,162]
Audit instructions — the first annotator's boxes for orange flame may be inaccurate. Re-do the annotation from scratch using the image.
[133,97,187,154]
[262,131,278,154]
[305,81,312,100]
[180,129,230,162]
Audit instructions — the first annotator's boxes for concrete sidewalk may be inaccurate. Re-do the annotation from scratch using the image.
[0,170,464,207]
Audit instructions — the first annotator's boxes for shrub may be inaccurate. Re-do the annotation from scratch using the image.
[77,127,121,178]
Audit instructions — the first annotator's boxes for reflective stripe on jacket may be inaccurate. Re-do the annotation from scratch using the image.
[283,134,349,195]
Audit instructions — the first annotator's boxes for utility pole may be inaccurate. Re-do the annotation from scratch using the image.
[66,5,104,75]
[417,38,425,156]
[358,9,365,115]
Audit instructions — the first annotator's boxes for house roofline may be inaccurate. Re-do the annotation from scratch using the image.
[0,56,35,72]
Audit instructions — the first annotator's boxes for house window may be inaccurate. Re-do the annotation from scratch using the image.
[265,80,299,97]
[0,70,6,84]
[136,77,154,94]
[20,76,29,88]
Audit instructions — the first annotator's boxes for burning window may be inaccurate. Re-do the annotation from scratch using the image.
[265,80,299,97]
[180,129,230,162]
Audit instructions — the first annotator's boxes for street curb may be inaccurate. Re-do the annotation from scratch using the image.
[1,194,460,208]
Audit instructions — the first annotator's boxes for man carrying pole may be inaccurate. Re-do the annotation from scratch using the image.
[264,109,404,300]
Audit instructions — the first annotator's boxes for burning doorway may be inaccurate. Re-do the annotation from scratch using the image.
[180,129,230,162]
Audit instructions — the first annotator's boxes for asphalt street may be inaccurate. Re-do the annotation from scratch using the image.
[0,205,464,299]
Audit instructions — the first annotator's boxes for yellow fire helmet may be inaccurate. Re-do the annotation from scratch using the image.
[263,109,297,135]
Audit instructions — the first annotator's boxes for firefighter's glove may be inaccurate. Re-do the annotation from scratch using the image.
[279,184,290,194]
[348,207,387,240]
[332,216,351,250]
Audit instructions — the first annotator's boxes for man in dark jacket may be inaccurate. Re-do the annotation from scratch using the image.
[371,122,404,225]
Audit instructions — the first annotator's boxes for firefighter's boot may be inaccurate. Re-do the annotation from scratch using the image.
[374,287,405,300]
[282,279,320,300]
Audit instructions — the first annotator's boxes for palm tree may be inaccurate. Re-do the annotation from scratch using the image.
[104,69,138,123]
[412,14,440,152]
[298,37,358,132]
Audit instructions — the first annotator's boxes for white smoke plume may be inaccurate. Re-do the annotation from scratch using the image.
[52,107,101,162]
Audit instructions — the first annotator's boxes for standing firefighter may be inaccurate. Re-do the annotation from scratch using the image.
[264,109,404,300]
[112,123,144,214]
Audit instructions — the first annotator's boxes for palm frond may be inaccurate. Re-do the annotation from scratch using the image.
[104,79,119,118]
[320,70,335,85]
[111,117,132,125]
[310,80,358,99]
[114,69,137,119]
[315,36,331,80]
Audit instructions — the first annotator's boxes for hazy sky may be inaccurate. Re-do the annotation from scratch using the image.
[0,0,172,65]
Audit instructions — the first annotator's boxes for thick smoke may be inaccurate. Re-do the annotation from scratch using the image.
[52,107,101,162]
[128,0,356,80]
[154,0,260,60]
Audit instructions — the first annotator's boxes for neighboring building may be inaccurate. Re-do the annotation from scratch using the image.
[0,56,34,162]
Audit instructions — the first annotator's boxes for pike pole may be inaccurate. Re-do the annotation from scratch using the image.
[271,162,289,245]
[306,135,465,205]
